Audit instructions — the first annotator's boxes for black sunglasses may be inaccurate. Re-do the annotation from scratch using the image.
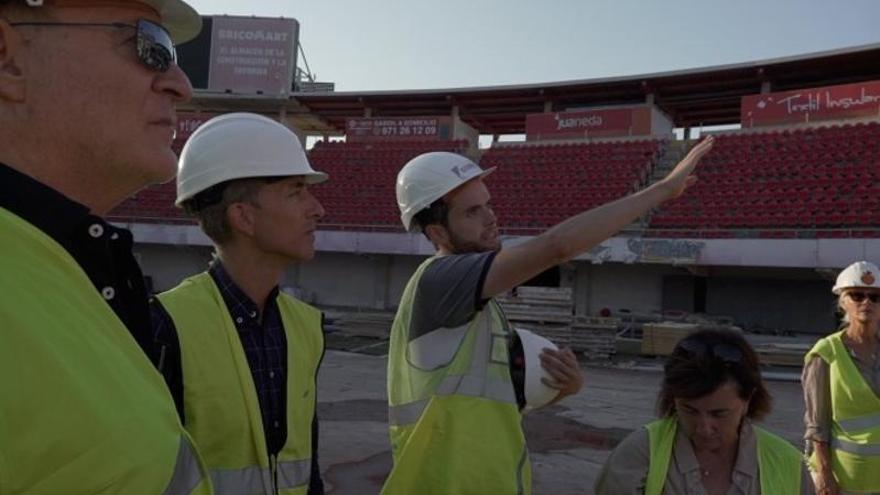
[848,291,880,304]
[676,338,743,364]
[9,19,176,72]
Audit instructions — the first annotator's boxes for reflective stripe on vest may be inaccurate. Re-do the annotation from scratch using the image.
[164,436,210,495]
[159,272,323,495]
[832,437,880,456]
[389,300,517,427]
[278,459,312,490]
[837,412,880,433]
[389,374,517,426]
[211,459,311,494]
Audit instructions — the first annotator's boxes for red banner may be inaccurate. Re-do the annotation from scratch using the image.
[173,113,216,154]
[346,116,453,141]
[526,108,638,140]
[741,80,880,127]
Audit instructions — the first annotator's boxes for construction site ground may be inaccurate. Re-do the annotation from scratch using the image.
[316,338,808,495]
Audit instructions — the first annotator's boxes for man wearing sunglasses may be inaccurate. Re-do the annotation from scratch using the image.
[0,0,211,493]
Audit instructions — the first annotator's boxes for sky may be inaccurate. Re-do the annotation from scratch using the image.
[185,0,880,93]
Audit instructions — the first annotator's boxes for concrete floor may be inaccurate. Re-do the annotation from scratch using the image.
[316,350,807,495]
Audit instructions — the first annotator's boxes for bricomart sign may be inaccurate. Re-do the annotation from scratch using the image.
[178,16,299,96]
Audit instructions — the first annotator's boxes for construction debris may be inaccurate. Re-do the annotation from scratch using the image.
[497,286,620,360]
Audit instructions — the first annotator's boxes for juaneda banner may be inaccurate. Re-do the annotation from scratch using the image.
[346,117,453,142]
[526,107,648,140]
[741,80,880,127]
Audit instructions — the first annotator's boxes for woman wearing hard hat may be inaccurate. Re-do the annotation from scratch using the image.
[803,261,880,495]
[596,329,811,495]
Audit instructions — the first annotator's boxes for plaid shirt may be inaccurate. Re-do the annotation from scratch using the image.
[208,262,288,453]
[149,261,323,494]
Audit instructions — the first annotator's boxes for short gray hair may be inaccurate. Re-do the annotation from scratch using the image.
[182,178,268,245]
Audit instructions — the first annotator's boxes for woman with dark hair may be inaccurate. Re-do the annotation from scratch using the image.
[803,261,880,495]
[596,329,811,494]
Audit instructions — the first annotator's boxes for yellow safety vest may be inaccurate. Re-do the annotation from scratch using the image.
[158,272,324,495]
[381,257,531,495]
[806,331,880,492]
[645,416,802,495]
[0,207,211,494]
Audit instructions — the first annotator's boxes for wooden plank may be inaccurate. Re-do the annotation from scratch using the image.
[641,322,699,356]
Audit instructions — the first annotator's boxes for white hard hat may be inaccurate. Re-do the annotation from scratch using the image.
[395,152,495,232]
[832,261,880,295]
[176,113,328,207]
[514,328,561,413]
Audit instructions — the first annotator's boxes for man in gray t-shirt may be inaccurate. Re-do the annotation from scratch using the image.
[384,141,714,494]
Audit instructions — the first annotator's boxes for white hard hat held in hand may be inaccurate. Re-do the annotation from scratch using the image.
[396,152,495,232]
[514,328,560,413]
[176,112,328,207]
[832,261,880,295]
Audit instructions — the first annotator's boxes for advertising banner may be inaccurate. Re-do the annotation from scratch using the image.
[208,17,299,95]
[741,80,880,127]
[345,117,453,141]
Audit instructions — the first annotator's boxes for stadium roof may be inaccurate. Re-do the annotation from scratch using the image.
[194,43,880,135]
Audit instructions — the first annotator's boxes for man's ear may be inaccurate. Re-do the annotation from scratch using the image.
[226,202,258,238]
[424,223,450,249]
[0,19,26,102]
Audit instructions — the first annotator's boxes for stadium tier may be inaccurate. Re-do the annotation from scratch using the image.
[301,139,469,230]
[108,122,879,239]
[109,180,188,224]
[478,139,662,235]
[647,121,880,238]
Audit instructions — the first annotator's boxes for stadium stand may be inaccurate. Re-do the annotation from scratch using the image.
[307,139,470,230]
[106,122,878,242]
[109,181,189,224]
[478,139,663,234]
[647,121,880,238]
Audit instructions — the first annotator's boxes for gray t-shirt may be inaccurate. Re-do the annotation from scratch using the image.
[409,252,497,341]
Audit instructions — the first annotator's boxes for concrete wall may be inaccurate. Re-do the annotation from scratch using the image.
[706,276,836,334]
[573,262,679,315]
[387,254,430,308]
[135,243,213,293]
[134,242,429,309]
[651,106,674,136]
[126,224,880,270]
[290,252,427,309]
[134,239,839,334]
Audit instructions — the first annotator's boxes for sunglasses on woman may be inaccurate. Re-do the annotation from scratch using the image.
[676,337,744,364]
[9,18,177,72]
[848,291,880,303]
